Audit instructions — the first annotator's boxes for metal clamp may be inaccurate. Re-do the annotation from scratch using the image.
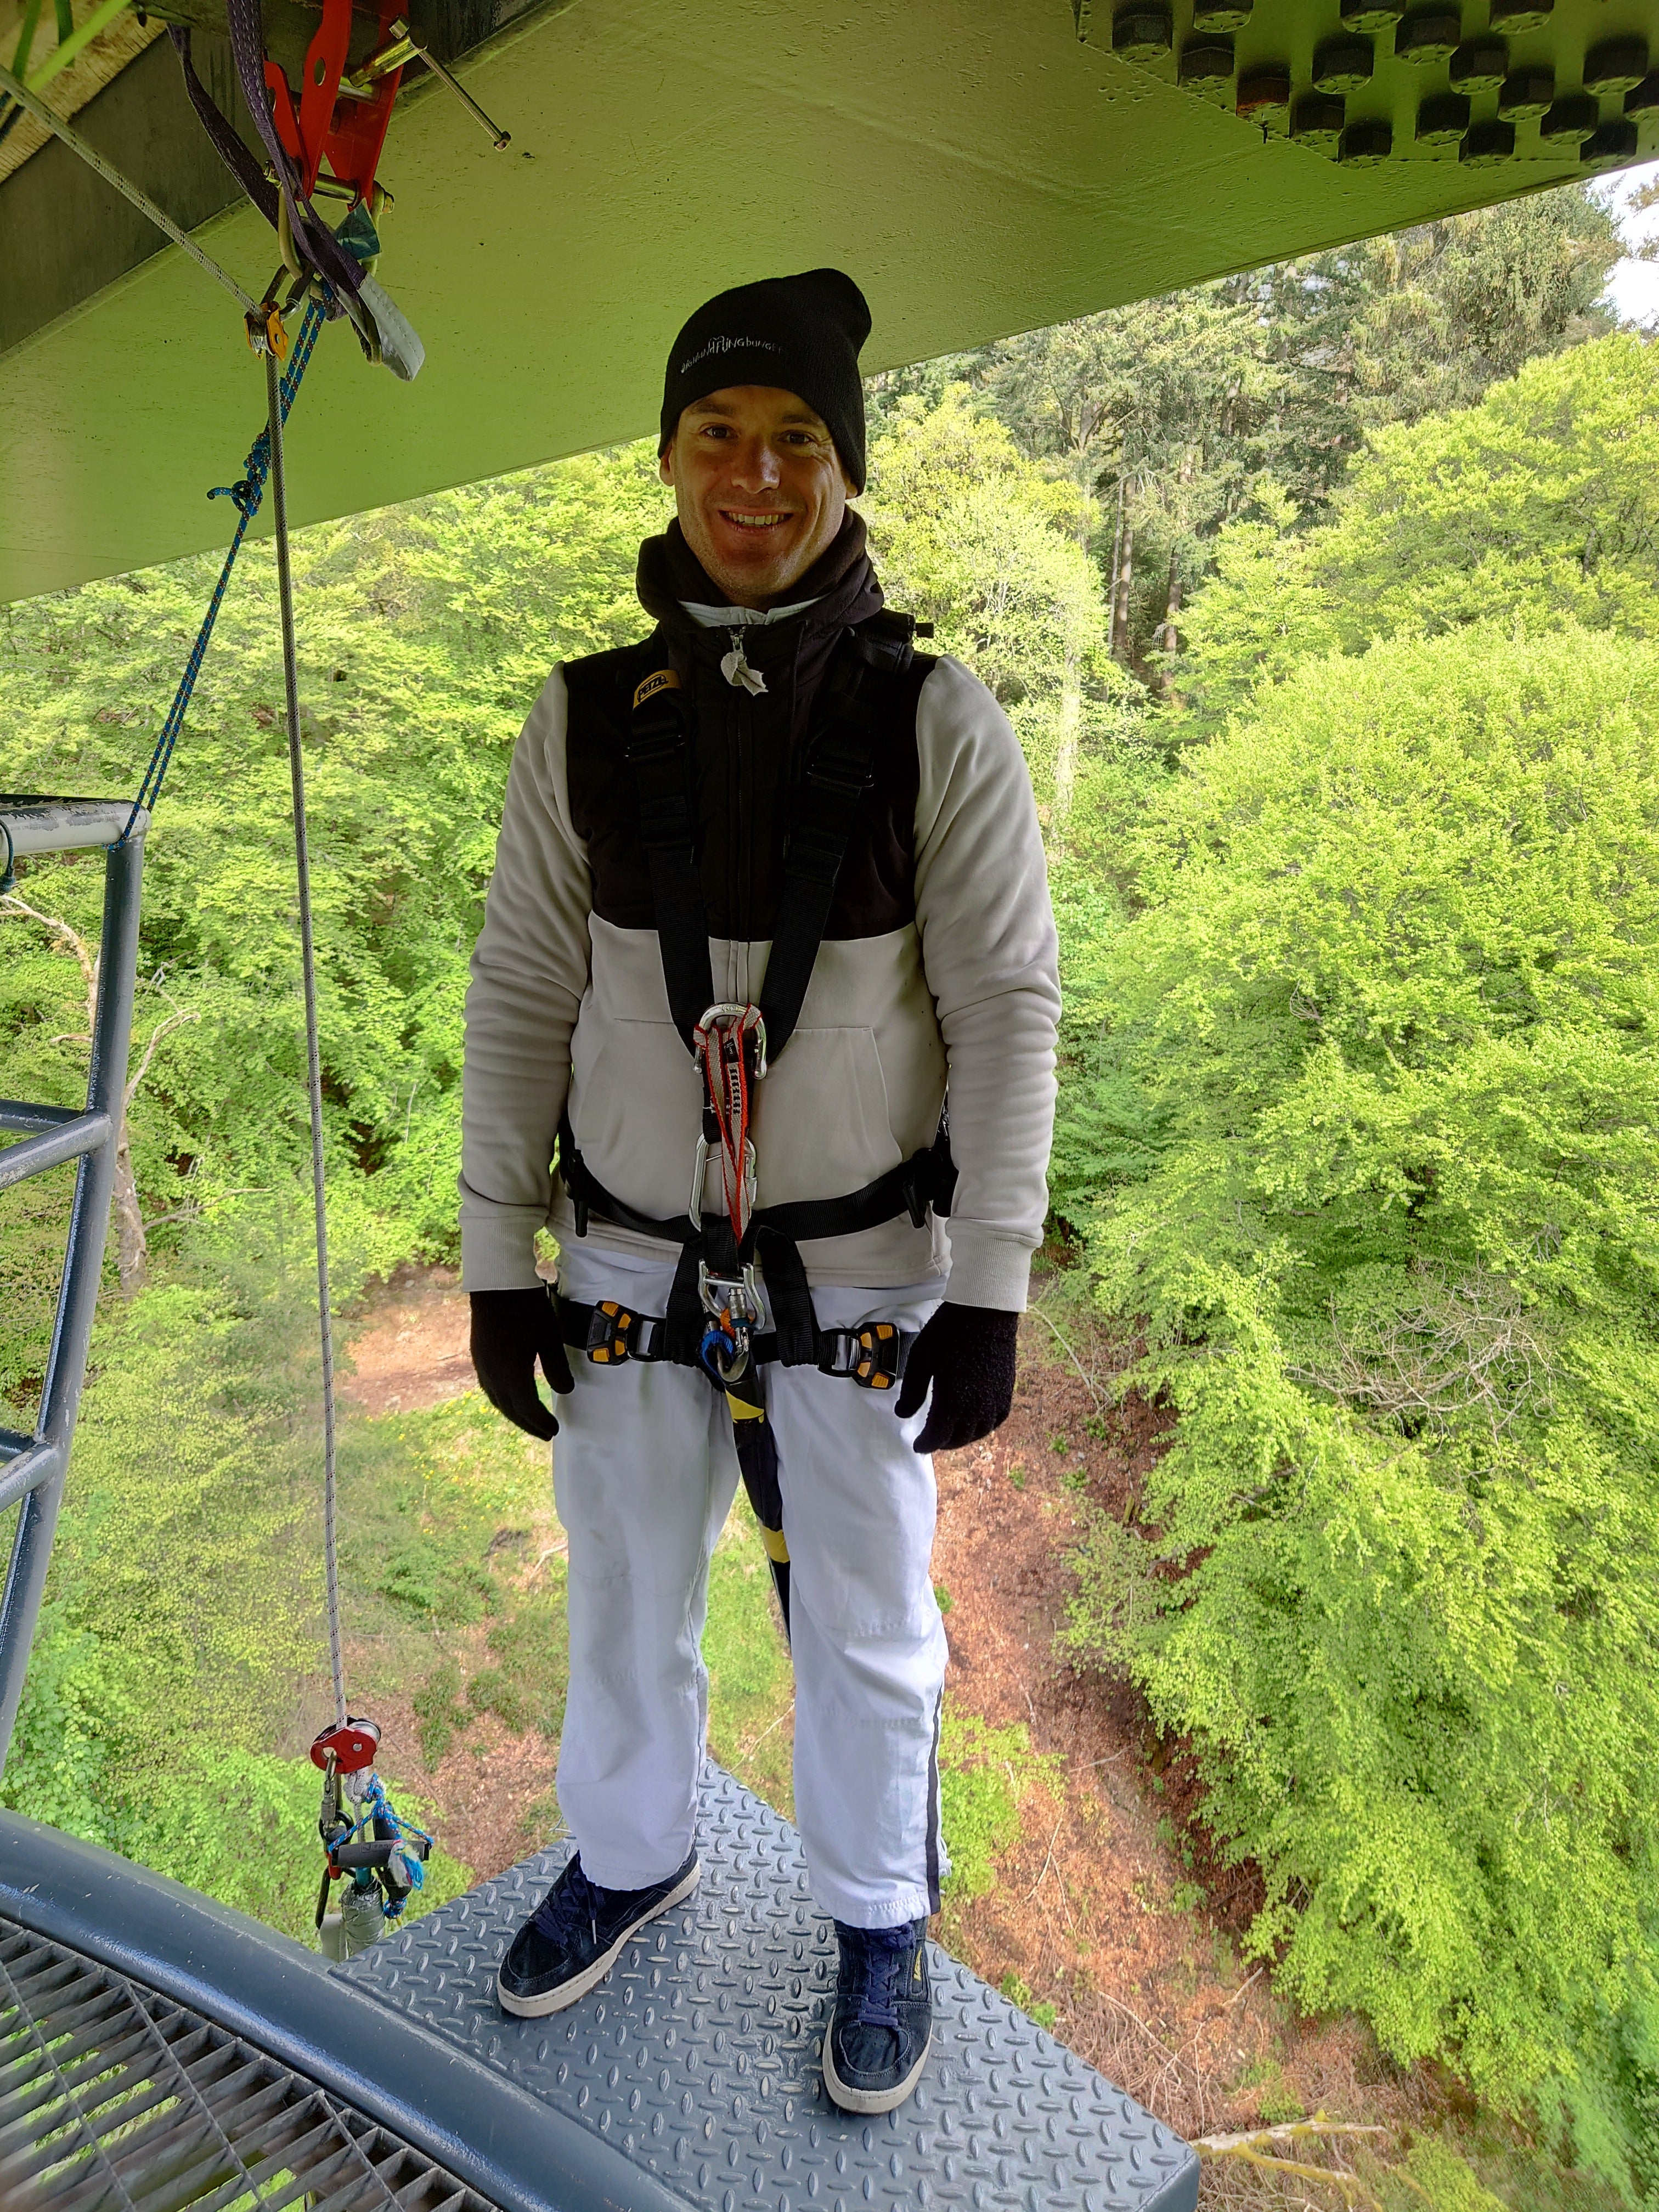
[697,1261,764,1384]
[821,1322,907,1391]
[584,1300,663,1365]
[688,1131,757,1231]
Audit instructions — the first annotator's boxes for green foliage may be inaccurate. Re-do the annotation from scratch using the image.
[861,387,1138,834]
[1064,620,1659,2169]
[1389,2139,1508,2212]
[936,1708,1057,1901]
[0,444,674,1401]
[1183,334,1659,724]
[470,1596,568,1736]
[0,1237,472,1939]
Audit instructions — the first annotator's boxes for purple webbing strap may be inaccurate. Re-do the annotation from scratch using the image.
[218,0,366,307]
[168,28,280,230]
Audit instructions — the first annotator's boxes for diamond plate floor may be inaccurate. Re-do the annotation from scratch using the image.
[337,1765,1199,2212]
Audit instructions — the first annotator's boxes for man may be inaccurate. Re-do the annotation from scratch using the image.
[461,267,1059,2115]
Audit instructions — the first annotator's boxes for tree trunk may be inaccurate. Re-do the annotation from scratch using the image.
[1112,512,1135,665]
[1158,555,1183,691]
[1054,653,1082,838]
[1108,476,1127,661]
[1,890,193,1300]
[113,1126,147,1295]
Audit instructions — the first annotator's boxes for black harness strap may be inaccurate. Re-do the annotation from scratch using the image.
[590,608,936,1385]
[757,610,918,1059]
[557,1120,953,1258]
[624,662,716,1052]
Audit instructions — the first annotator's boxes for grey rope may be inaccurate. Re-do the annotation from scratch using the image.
[0,59,261,316]
[264,348,346,1733]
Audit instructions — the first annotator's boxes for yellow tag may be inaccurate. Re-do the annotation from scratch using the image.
[726,1392,766,1421]
[632,668,682,710]
[758,1523,791,1564]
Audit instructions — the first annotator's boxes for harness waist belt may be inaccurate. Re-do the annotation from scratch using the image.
[558,1296,912,1391]
[557,1120,955,1251]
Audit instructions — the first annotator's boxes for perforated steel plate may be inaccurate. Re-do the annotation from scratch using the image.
[0,1921,489,2212]
[338,1766,1199,2212]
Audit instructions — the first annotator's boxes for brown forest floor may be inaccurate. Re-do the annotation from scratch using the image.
[337,1268,1564,2212]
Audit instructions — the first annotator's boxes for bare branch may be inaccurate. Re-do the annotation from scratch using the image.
[1195,2121,1388,2153]
[1287,1265,1553,1439]
[123,1005,200,1114]
[1,893,95,997]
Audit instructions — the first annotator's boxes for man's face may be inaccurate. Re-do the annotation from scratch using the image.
[660,385,854,608]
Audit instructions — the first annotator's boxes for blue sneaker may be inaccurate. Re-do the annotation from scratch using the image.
[822,1918,933,2114]
[496,1848,699,2017]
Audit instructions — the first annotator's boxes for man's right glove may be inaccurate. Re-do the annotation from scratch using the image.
[894,1302,1019,1454]
[469,1286,574,1440]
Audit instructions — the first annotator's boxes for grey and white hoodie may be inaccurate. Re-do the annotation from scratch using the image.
[460,517,1060,1312]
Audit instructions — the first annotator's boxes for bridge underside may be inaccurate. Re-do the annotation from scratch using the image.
[3,0,1649,601]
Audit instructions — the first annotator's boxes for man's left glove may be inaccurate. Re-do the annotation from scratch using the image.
[894,1303,1019,1455]
[469,1285,574,1440]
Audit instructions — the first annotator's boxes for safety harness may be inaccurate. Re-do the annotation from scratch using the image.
[555,609,954,1627]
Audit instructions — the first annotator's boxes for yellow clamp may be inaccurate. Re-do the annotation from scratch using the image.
[245,303,290,359]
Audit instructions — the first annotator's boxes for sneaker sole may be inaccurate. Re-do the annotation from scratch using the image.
[822,2025,933,2116]
[496,1859,701,2018]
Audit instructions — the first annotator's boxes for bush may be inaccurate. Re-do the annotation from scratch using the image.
[1064,623,1659,2186]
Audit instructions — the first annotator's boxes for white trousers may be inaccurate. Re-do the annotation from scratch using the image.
[551,1242,950,1929]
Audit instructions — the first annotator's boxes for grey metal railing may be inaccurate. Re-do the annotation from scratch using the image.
[0,797,146,1772]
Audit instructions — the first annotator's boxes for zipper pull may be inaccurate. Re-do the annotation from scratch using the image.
[721,629,767,696]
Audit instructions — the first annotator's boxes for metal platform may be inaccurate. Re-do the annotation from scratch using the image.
[0,1775,1199,2212]
[341,1765,1199,2212]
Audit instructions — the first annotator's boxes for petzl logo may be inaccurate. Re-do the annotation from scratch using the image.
[633,668,683,710]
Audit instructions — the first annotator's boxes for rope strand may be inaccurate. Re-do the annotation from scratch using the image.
[264,345,346,1733]
[123,298,326,842]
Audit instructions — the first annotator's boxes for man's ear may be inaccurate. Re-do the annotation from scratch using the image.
[659,443,676,487]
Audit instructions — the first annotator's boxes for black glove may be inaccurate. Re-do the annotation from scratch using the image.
[469,1286,574,1440]
[894,1303,1019,1455]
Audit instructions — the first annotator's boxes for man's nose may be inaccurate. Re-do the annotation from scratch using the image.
[727,437,782,490]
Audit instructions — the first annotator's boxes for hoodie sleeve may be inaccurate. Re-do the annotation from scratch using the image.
[912,656,1062,1313]
[459,669,592,1290]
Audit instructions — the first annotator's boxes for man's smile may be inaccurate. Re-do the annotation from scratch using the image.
[719,509,792,531]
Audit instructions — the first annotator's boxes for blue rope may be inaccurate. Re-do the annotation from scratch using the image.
[345,1774,434,1920]
[121,296,329,842]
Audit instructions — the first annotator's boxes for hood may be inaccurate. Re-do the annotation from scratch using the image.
[635,512,884,672]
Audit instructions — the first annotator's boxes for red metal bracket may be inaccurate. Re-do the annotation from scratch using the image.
[264,0,404,205]
[310,1716,381,1774]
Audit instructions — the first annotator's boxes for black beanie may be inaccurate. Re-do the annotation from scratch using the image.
[658,268,872,493]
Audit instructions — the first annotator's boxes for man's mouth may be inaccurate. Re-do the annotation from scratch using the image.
[719,510,792,532]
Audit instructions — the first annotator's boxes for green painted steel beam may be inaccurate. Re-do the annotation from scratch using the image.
[1,0,1649,601]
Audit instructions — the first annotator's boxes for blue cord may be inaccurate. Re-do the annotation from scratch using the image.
[343,1773,434,1918]
[120,296,329,843]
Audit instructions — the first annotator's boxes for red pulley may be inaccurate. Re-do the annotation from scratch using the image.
[310,1716,381,1774]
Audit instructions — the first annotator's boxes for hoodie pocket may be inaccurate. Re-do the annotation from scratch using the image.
[752,1024,902,1202]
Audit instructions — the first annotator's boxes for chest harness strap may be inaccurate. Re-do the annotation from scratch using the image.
[556,611,952,1628]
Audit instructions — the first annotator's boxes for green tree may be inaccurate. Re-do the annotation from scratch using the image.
[1064,622,1659,2185]
[1181,331,1659,727]
[0,443,674,1397]
[861,388,1126,836]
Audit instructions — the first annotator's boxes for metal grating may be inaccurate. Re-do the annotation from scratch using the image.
[342,1763,1201,2212]
[0,1921,495,2212]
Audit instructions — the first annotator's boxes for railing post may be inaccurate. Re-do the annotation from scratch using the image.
[0,810,144,1771]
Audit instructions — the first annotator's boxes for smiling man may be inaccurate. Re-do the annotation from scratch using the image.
[461,268,1060,2115]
